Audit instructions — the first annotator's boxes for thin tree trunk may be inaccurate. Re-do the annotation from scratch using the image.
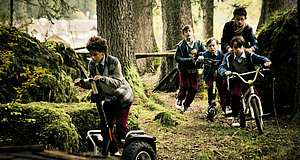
[133,0,158,75]
[96,0,134,70]
[201,0,214,40]
[159,0,193,92]
[10,0,13,26]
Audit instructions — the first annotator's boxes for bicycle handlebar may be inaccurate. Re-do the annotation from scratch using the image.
[203,58,220,62]
[229,67,269,85]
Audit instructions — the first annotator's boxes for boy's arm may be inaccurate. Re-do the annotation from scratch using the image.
[251,52,271,65]
[174,44,194,63]
[248,27,259,51]
[199,41,207,52]
[218,53,230,76]
[221,22,231,53]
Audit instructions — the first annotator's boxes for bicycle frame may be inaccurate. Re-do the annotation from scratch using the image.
[241,84,264,120]
[229,67,268,133]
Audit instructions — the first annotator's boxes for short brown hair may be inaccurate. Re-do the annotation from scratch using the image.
[233,7,247,17]
[230,36,245,48]
[182,25,193,34]
[86,36,108,53]
[206,37,219,46]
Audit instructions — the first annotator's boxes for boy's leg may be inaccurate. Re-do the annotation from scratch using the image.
[115,102,131,140]
[183,72,198,109]
[102,101,119,154]
[205,78,213,105]
[230,81,242,117]
[217,76,229,113]
[177,71,187,101]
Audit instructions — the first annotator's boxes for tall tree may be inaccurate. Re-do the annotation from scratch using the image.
[257,0,293,29]
[158,0,193,91]
[96,0,134,70]
[294,0,300,117]
[201,0,214,39]
[133,0,158,75]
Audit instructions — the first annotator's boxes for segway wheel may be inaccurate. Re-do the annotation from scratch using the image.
[122,141,156,160]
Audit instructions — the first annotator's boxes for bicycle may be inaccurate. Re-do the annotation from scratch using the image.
[228,66,270,134]
[202,58,221,122]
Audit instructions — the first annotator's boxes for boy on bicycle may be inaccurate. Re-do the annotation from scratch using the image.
[196,38,224,119]
[218,36,271,127]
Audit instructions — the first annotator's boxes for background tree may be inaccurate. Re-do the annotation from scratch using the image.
[294,0,300,117]
[257,0,293,29]
[0,0,96,25]
[133,0,158,75]
[158,0,193,92]
[96,0,134,70]
[201,0,214,39]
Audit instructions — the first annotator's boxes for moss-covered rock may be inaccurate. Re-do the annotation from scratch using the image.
[0,25,87,103]
[154,111,178,127]
[256,7,298,114]
[0,102,100,153]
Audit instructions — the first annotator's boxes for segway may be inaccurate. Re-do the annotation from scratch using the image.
[81,78,156,160]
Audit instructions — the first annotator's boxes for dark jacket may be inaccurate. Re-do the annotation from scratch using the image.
[195,50,222,80]
[84,54,133,108]
[221,21,258,54]
[174,39,206,74]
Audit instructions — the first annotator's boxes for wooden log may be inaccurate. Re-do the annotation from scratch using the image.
[0,144,44,153]
[153,68,178,91]
[135,52,175,59]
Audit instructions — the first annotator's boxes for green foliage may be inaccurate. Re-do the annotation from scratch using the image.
[0,0,77,24]
[256,7,298,114]
[124,63,149,101]
[0,24,85,103]
[0,102,99,153]
[127,105,142,130]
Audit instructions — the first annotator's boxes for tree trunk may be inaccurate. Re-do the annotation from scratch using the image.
[257,0,293,29]
[201,0,214,40]
[96,0,134,70]
[10,0,13,26]
[159,0,193,92]
[133,0,158,75]
[293,0,300,117]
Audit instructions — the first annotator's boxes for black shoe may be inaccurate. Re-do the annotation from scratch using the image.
[183,106,190,113]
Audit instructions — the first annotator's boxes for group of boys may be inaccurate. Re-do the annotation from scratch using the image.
[174,8,271,127]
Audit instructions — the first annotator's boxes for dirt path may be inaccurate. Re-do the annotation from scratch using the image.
[138,74,299,160]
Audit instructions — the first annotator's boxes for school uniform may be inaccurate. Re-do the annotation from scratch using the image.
[174,39,206,108]
[221,20,258,54]
[195,50,225,106]
[84,54,133,153]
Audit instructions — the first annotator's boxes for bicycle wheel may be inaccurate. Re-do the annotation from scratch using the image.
[250,97,263,134]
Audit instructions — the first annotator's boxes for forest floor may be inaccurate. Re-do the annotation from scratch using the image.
[135,73,300,160]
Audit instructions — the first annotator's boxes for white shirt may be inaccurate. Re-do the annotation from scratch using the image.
[185,39,195,48]
[234,50,246,63]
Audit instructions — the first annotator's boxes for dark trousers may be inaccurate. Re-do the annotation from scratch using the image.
[177,71,198,108]
[230,80,260,117]
[205,76,224,106]
[98,100,131,153]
